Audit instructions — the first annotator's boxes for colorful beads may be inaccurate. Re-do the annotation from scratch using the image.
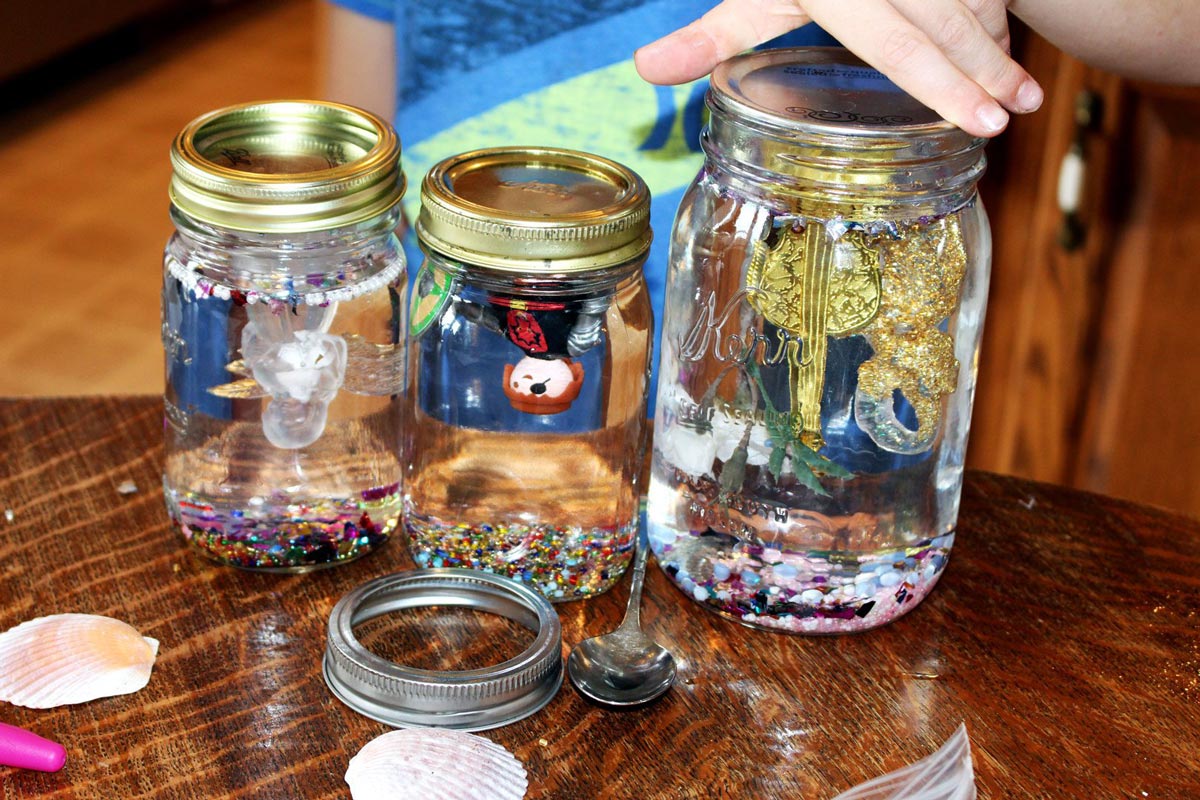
[165,254,403,307]
[405,513,635,602]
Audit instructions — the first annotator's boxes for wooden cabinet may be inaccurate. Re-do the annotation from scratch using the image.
[0,0,231,83]
[0,2,173,81]
[970,27,1200,516]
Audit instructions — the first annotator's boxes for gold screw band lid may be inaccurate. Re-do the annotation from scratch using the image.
[169,100,405,233]
[416,147,652,273]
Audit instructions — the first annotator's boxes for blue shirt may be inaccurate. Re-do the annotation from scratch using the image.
[335,0,836,409]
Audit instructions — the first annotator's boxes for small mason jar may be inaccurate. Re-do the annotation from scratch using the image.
[405,147,652,601]
[163,100,406,572]
[648,49,991,633]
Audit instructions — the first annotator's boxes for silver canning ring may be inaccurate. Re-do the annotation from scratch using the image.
[323,568,562,731]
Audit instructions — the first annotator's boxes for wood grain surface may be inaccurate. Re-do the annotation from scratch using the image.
[1,397,1198,799]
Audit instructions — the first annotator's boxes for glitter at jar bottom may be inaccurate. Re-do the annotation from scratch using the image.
[648,522,953,634]
[169,485,401,572]
[404,511,636,601]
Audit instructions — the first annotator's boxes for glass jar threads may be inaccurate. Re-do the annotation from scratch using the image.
[405,147,653,602]
[648,49,991,633]
[163,100,406,572]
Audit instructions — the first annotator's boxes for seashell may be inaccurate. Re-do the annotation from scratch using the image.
[0,614,159,709]
[346,728,527,800]
[830,723,975,800]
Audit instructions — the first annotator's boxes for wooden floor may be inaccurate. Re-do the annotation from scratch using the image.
[0,0,316,396]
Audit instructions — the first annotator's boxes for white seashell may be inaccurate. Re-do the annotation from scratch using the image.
[346,728,528,800]
[0,614,159,709]
[830,723,975,800]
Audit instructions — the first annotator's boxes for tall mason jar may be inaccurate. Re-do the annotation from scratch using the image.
[405,147,652,602]
[163,101,406,572]
[648,49,991,633]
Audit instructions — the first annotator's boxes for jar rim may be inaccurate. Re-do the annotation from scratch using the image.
[416,147,652,274]
[169,100,405,233]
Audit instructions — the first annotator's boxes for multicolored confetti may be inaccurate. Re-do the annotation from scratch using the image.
[170,484,400,571]
[405,512,635,602]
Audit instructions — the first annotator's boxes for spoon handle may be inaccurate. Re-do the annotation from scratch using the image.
[618,526,650,633]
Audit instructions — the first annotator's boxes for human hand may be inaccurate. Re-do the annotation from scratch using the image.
[633,0,1043,137]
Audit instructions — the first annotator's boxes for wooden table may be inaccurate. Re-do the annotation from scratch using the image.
[1,397,1198,798]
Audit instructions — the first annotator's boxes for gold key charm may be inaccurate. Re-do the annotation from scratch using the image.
[746,222,881,450]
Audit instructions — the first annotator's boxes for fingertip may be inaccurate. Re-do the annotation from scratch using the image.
[632,38,669,84]
[973,102,1009,136]
[634,28,716,85]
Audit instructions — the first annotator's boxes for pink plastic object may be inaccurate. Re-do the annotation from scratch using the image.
[0,721,67,772]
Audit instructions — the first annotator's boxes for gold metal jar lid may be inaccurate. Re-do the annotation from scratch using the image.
[416,147,651,273]
[170,100,404,233]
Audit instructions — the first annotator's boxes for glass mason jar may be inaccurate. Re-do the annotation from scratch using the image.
[162,101,406,572]
[648,49,991,633]
[405,147,653,602]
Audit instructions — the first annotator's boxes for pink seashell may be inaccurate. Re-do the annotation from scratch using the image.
[0,614,159,709]
[346,728,527,800]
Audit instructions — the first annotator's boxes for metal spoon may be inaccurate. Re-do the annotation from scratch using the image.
[567,531,677,706]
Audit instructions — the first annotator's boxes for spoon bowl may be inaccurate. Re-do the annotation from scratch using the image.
[567,533,677,707]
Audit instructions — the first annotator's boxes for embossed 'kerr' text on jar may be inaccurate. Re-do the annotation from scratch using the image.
[163,100,406,572]
[405,147,653,602]
[648,49,991,633]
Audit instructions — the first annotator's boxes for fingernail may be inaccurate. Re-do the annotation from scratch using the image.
[1016,79,1044,113]
[976,104,1008,134]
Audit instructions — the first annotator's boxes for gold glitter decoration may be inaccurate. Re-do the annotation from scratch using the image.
[746,225,880,449]
[854,216,967,454]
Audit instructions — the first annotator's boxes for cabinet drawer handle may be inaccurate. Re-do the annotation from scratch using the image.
[1057,90,1103,251]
